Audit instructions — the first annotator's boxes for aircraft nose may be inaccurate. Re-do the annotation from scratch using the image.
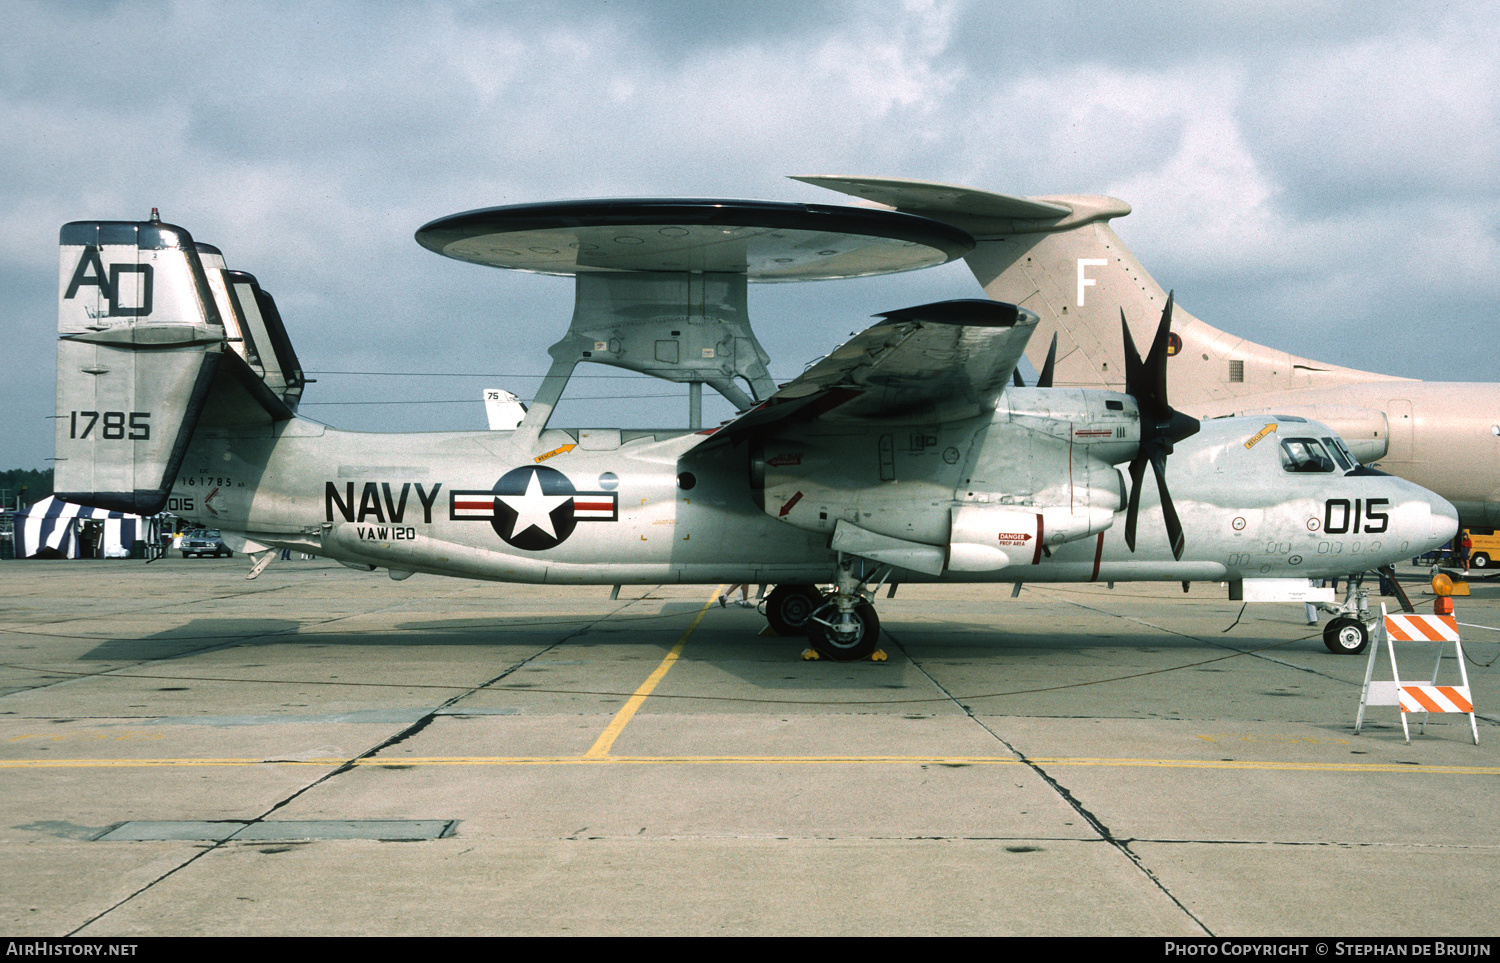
[1427,492,1460,546]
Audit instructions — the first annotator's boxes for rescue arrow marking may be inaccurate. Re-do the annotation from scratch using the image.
[533,443,576,464]
[1244,423,1278,450]
[779,491,804,517]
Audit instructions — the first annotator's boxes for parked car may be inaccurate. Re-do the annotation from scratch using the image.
[181,529,232,558]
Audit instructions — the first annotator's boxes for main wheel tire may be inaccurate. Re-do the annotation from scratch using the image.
[1323,616,1370,655]
[1473,553,1490,569]
[808,600,880,662]
[765,584,824,635]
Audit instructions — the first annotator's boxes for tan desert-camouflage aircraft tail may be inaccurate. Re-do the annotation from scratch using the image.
[796,176,1500,532]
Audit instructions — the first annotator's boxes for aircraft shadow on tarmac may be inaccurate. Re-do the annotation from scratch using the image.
[70,603,1321,702]
[75,618,308,662]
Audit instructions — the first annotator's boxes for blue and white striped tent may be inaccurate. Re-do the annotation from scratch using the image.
[12,496,152,559]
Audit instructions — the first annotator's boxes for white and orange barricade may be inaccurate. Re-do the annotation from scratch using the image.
[1356,605,1478,744]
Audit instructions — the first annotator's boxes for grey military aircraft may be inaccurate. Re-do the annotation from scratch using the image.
[795,175,1500,533]
[52,198,1457,661]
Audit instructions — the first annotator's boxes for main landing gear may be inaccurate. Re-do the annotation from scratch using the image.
[764,584,823,636]
[761,554,891,662]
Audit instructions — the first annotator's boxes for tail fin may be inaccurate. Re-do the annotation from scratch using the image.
[197,245,306,410]
[792,175,1392,402]
[55,218,226,514]
[54,217,299,515]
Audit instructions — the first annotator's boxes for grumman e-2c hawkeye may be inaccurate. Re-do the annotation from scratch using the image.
[52,199,1457,661]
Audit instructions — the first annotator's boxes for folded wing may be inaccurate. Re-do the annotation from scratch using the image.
[693,298,1038,451]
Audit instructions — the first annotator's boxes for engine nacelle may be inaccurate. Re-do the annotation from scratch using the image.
[947,504,1116,572]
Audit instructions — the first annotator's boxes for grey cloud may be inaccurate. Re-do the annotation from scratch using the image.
[3,0,1498,468]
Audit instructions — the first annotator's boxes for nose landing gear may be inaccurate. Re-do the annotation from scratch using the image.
[1315,575,1376,655]
[1323,615,1371,655]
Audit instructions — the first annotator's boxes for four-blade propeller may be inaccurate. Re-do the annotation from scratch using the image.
[1011,333,1059,389]
[1121,292,1200,560]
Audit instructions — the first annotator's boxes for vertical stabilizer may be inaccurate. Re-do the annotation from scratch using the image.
[196,242,305,410]
[484,388,527,430]
[792,175,1398,404]
[54,219,225,514]
[964,207,1407,403]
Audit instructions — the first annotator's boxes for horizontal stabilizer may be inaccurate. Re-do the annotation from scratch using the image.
[792,175,1070,220]
[790,175,1128,237]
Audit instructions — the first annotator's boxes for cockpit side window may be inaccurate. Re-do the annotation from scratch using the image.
[1333,436,1361,469]
[1280,437,1337,473]
[1321,436,1354,471]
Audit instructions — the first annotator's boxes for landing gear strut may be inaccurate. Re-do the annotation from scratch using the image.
[795,553,891,662]
[809,598,881,661]
[1314,575,1375,655]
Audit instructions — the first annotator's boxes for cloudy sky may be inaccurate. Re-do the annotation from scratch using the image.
[3,0,1496,469]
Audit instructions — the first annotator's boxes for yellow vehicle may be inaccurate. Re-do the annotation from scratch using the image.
[1462,529,1500,568]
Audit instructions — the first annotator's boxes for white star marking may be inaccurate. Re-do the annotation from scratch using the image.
[498,469,572,539]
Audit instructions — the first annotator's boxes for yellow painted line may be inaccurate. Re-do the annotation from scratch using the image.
[0,758,332,768]
[4,756,1499,776]
[582,587,722,759]
[1025,757,1500,775]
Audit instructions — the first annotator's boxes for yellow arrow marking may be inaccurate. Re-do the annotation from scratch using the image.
[1244,423,1278,450]
[533,443,577,463]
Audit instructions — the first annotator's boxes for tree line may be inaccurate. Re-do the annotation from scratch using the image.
[1,468,54,507]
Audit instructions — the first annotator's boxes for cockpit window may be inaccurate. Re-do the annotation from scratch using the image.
[1319,436,1354,471]
[1280,437,1337,473]
[1324,435,1360,470]
[1320,435,1356,468]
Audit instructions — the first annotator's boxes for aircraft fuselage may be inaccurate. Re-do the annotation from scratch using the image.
[172,410,1455,587]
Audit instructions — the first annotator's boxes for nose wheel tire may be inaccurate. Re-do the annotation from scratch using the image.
[808,600,881,662]
[1323,616,1370,655]
[764,584,824,636]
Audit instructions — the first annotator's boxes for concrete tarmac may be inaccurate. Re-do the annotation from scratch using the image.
[2,557,1497,936]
